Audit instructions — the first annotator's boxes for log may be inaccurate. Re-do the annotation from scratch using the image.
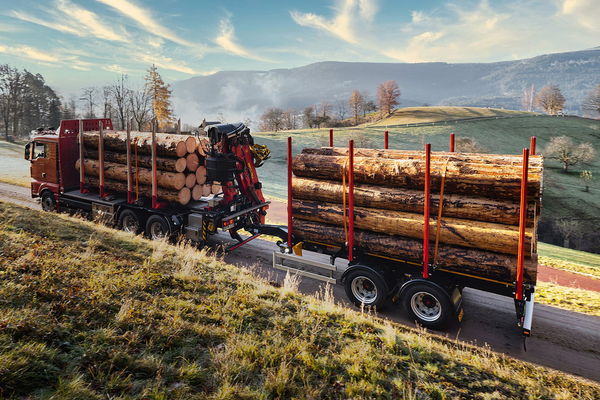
[185,173,197,189]
[185,136,198,153]
[293,219,537,284]
[197,138,210,156]
[292,153,541,200]
[202,184,212,197]
[292,200,533,255]
[292,177,535,226]
[76,159,186,190]
[186,153,200,172]
[195,166,207,185]
[303,147,544,168]
[82,131,189,157]
[84,149,186,173]
[212,182,222,194]
[85,176,190,205]
[191,185,203,201]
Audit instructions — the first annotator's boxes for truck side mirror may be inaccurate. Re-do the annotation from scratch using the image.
[24,142,31,160]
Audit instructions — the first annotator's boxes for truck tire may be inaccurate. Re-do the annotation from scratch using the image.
[118,209,142,234]
[344,269,388,310]
[41,191,56,212]
[146,215,170,240]
[402,282,453,330]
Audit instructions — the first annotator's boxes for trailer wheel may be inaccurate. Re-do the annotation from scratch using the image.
[402,282,453,329]
[146,215,170,240]
[344,269,388,310]
[118,209,141,234]
[41,191,56,212]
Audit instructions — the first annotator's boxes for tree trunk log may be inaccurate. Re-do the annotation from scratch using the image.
[186,152,201,172]
[192,185,203,201]
[185,173,197,189]
[293,200,532,255]
[197,138,210,156]
[185,136,198,153]
[293,219,537,284]
[212,182,222,194]
[82,131,190,157]
[85,176,190,205]
[84,149,186,173]
[76,158,186,190]
[292,177,535,226]
[195,166,207,185]
[202,184,212,197]
[292,153,541,200]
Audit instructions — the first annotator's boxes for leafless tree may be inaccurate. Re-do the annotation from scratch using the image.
[259,107,285,132]
[348,90,365,125]
[582,84,600,118]
[303,106,316,128]
[521,84,535,112]
[80,87,96,118]
[129,87,151,130]
[580,170,593,192]
[110,74,131,129]
[535,85,565,115]
[544,136,596,171]
[282,109,298,130]
[334,99,347,121]
[556,219,581,248]
[377,80,401,115]
[101,86,114,119]
[455,137,488,153]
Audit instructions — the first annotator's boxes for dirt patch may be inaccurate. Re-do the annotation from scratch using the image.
[538,264,600,292]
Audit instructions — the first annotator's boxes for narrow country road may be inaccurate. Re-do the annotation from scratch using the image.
[1,182,599,383]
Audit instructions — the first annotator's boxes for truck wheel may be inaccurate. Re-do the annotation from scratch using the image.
[146,215,170,240]
[118,209,141,234]
[344,269,388,310]
[402,282,453,329]
[41,191,56,212]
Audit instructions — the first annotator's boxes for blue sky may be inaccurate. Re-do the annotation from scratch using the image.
[0,0,598,95]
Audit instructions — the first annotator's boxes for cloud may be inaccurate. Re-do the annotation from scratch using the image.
[560,0,600,33]
[96,0,200,49]
[10,0,129,43]
[291,0,378,44]
[0,44,59,63]
[214,15,270,61]
[134,52,209,75]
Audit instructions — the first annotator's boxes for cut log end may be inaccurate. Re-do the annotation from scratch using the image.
[186,153,200,172]
[178,187,191,205]
[175,158,187,173]
[202,184,212,197]
[211,182,222,194]
[196,166,207,185]
[185,136,198,153]
[191,185,203,201]
[185,173,197,189]
[175,141,187,157]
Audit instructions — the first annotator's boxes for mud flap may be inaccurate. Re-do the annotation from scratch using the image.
[451,286,464,322]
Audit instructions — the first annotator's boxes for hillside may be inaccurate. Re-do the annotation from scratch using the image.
[1,202,599,399]
[172,48,600,125]
[253,110,600,252]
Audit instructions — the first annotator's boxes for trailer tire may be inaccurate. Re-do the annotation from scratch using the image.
[146,215,170,240]
[118,209,142,234]
[402,282,453,330]
[41,191,56,212]
[344,269,388,310]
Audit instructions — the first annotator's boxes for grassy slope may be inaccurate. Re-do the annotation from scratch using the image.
[539,242,600,278]
[1,203,599,399]
[536,282,600,316]
[366,106,536,126]
[0,139,30,187]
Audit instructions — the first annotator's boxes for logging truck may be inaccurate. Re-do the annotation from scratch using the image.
[25,119,540,337]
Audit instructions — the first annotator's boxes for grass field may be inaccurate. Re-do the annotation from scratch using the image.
[536,282,600,316]
[539,242,600,278]
[0,139,30,187]
[1,201,599,399]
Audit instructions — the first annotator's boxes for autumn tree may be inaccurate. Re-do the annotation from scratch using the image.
[348,90,365,125]
[544,136,596,171]
[377,80,400,115]
[535,85,565,115]
[582,84,600,118]
[144,65,173,129]
[580,170,592,192]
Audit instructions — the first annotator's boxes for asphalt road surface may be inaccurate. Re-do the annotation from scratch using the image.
[1,182,599,383]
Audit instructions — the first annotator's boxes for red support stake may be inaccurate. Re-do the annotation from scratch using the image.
[450,133,455,152]
[126,121,133,204]
[423,143,431,278]
[98,121,105,198]
[287,136,293,248]
[151,119,158,209]
[384,130,389,149]
[329,129,334,147]
[516,148,529,301]
[348,139,355,262]
[78,119,85,193]
[530,136,536,156]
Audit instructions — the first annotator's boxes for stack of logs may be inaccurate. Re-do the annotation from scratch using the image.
[292,147,543,284]
[75,130,223,205]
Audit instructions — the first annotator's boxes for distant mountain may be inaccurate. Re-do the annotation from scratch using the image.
[172,48,600,125]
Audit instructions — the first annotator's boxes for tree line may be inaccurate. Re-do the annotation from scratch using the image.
[0,64,176,141]
[259,80,401,132]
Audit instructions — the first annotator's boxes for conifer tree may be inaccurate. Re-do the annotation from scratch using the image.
[144,64,173,129]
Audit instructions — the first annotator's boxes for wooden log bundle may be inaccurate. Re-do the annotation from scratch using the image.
[292,147,542,284]
[85,177,190,205]
[82,131,192,157]
[84,149,187,173]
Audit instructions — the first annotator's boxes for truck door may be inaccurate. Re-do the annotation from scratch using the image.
[30,141,59,184]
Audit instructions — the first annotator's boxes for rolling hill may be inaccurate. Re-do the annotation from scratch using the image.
[172,48,600,125]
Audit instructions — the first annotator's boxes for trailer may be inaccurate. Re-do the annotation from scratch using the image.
[256,132,539,339]
[24,118,276,251]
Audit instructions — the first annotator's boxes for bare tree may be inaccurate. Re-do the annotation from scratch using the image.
[455,137,488,153]
[259,107,285,132]
[80,87,96,118]
[303,106,316,128]
[521,84,535,112]
[334,99,347,121]
[535,85,565,115]
[544,136,596,171]
[0,65,24,140]
[129,87,151,130]
[348,90,365,125]
[282,109,298,130]
[110,74,131,129]
[556,219,581,248]
[580,170,593,192]
[377,80,401,115]
[582,84,600,118]
[101,86,114,119]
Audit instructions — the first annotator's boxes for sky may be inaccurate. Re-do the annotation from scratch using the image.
[0,0,598,96]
